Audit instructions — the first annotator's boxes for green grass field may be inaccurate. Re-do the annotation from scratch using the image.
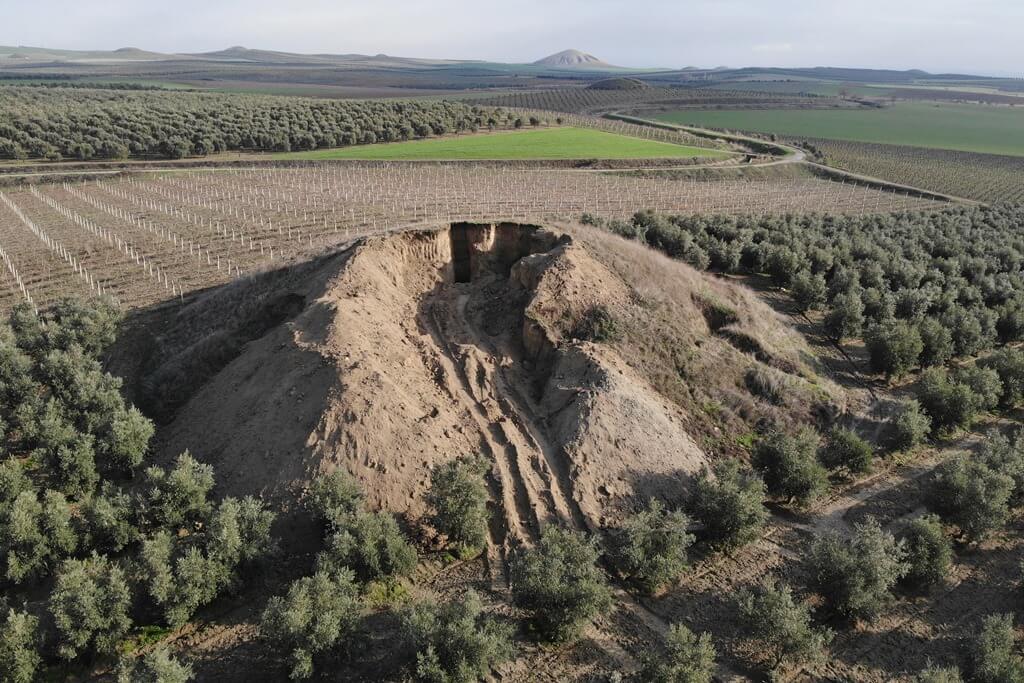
[656,102,1024,156]
[271,127,732,161]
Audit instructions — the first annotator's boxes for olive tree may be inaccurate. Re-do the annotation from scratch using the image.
[971,613,1024,683]
[403,589,513,683]
[901,514,953,588]
[818,428,873,475]
[50,554,133,660]
[865,320,922,379]
[610,499,694,593]
[888,399,931,451]
[752,429,829,507]
[426,455,490,558]
[688,459,767,551]
[805,517,908,620]
[261,570,361,680]
[509,527,613,643]
[117,648,194,683]
[640,623,716,683]
[736,579,831,671]
[927,455,1013,543]
[0,608,40,683]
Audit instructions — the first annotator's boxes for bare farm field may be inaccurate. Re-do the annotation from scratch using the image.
[0,165,943,313]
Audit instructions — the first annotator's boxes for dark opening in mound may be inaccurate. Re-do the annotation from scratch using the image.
[450,222,474,283]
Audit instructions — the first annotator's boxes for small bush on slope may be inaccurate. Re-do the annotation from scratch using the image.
[316,510,417,582]
[308,468,364,531]
[426,455,490,558]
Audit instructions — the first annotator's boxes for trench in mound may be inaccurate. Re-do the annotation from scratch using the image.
[422,222,588,558]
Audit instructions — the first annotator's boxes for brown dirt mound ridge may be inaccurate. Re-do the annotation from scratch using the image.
[120,221,844,557]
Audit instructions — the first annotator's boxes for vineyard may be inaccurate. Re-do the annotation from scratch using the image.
[0,165,944,312]
[471,86,835,115]
[801,137,1024,203]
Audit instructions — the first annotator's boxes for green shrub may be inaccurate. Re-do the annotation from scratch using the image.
[640,623,716,683]
[980,348,1024,409]
[509,527,612,643]
[117,647,194,683]
[50,554,133,660]
[953,365,1003,412]
[308,468,364,531]
[0,608,40,683]
[901,514,953,588]
[918,318,954,368]
[865,320,922,379]
[736,579,831,670]
[688,460,767,551]
[403,590,513,683]
[751,429,829,507]
[889,399,931,450]
[84,482,138,553]
[927,455,1013,543]
[818,428,873,474]
[1,489,78,584]
[971,613,1024,683]
[610,499,694,593]
[917,368,981,434]
[805,517,908,621]
[824,291,865,342]
[261,570,361,680]
[790,270,827,312]
[316,511,417,582]
[979,430,1024,503]
[426,456,490,558]
[143,451,215,529]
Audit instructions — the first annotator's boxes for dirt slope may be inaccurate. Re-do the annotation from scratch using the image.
[134,222,844,551]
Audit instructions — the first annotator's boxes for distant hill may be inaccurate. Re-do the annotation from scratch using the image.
[534,49,613,69]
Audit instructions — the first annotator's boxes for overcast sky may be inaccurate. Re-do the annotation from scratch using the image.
[2,0,1021,76]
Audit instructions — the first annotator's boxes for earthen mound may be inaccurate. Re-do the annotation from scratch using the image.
[122,222,843,552]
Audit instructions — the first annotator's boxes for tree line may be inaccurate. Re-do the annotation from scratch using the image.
[0,86,510,161]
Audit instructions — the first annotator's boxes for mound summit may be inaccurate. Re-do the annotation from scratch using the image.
[116,222,842,562]
[534,49,613,68]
